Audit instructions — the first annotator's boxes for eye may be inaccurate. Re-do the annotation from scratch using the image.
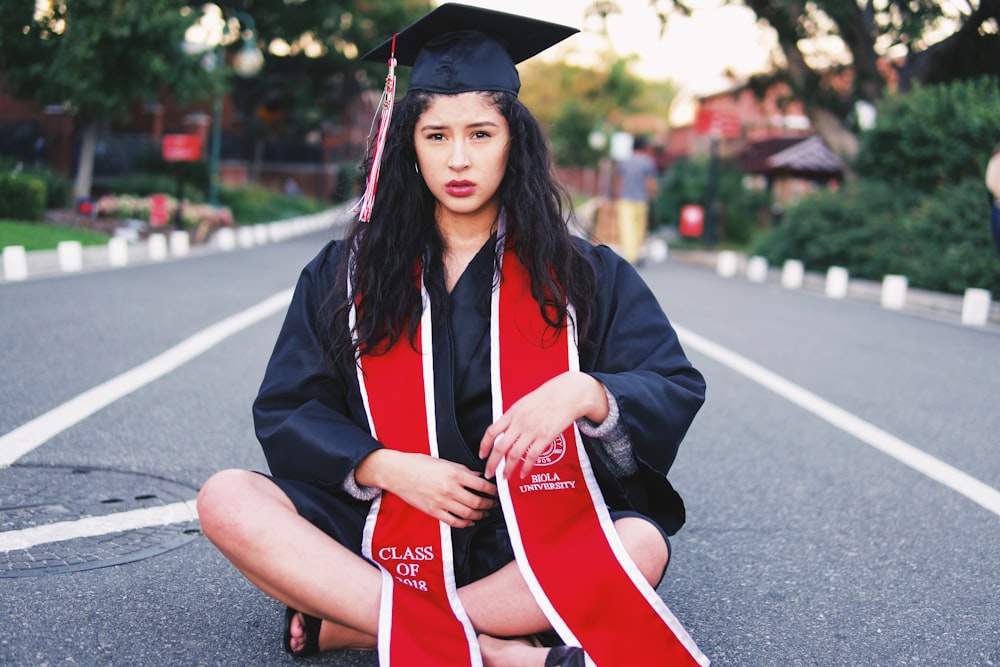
[472,130,491,139]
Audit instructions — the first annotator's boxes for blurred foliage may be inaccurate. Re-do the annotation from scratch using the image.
[0,167,46,221]
[520,56,678,167]
[218,184,326,224]
[902,179,1000,293]
[216,0,430,153]
[0,0,220,197]
[751,180,921,280]
[0,0,218,120]
[856,77,1000,191]
[750,77,1000,294]
[656,158,772,246]
[108,172,206,205]
[0,156,70,209]
[640,0,1000,163]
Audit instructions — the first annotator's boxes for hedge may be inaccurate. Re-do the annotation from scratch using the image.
[0,170,46,221]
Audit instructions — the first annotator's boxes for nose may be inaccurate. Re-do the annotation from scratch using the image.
[448,141,470,170]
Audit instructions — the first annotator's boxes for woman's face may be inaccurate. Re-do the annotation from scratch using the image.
[414,92,510,225]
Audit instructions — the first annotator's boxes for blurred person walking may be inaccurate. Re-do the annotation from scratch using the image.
[613,135,658,265]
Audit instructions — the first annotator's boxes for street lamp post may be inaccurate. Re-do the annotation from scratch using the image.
[208,14,263,207]
[185,6,263,207]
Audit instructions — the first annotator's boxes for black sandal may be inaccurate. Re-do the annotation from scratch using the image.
[545,645,585,667]
[283,606,322,657]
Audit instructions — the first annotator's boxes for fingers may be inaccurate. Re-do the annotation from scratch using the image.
[485,432,545,480]
[435,485,497,528]
[479,419,507,460]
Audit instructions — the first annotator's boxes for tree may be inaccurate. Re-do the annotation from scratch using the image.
[520,56,678,166]
[0,0,217,199]
[751,76,1000,293]
[0,0,431,200]
[201,0,430,175]
[634,0,1000,166]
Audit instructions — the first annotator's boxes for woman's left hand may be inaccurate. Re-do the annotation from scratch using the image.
[479,371,608,480]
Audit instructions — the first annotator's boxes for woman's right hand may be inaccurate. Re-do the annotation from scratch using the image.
[355,449,498,528]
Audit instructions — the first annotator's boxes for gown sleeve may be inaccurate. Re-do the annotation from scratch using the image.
[579,242,706,533]
[252,240,382,489]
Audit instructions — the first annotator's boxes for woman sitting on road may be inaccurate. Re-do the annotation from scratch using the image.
[197,5,709,666]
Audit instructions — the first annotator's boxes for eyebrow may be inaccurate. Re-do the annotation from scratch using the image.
[418,120,502,133]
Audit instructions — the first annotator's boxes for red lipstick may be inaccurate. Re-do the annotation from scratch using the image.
[445,180,476,197]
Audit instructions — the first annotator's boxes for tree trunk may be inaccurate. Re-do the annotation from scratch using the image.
[807,106,859,176]
[73,119,99,201]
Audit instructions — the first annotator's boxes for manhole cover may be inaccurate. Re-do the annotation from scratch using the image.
[0,465,200,577]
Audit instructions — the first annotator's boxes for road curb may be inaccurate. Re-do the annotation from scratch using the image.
[0,206,352,283]
[665,248,1000,328]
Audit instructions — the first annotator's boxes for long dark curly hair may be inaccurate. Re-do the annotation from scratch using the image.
[328,90,597,363]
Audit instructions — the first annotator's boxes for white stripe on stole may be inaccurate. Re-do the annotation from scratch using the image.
[490,254,583,652]
[351,267,481,666]
[493,267,708,667]
[418,284,483,666]
[563,308,708,665]
[349,270,395,661]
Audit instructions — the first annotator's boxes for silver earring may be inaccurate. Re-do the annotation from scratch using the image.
[414,162,420,174]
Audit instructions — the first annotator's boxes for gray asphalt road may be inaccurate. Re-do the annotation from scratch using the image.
[2,229,998,666]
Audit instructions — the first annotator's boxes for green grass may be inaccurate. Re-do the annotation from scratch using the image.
[0,220,109,252]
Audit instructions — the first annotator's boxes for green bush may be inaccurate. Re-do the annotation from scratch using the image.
[108,172,205,204]
[218,184,326,224]
[900,180,1000,293]
[132,148,211,194]
[856,76,1000,191]
[0,169,47,221]
[656,157,773,245]
[750,179,1000,294]
[0,157,70,209]
[33,167,71,209]
[751,180,921,282]
[752,77,1000,295]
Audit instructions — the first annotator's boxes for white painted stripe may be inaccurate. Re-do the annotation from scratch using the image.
[0,499,198,551]
[675,325,1000,518]
[0,288,295,467]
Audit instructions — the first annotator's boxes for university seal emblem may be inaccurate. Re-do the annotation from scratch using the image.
[533,433,567,467]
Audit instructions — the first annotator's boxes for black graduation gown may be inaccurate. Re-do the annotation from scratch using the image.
[253,236,706,552]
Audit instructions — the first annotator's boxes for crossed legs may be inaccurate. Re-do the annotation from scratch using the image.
[197,468,669,663]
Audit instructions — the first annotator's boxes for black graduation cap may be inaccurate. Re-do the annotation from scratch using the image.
[361,3,579,96]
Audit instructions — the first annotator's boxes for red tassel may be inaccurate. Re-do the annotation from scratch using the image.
[356,34,397,222]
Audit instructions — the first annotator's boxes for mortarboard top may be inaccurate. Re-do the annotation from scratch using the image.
[361,3,579,96]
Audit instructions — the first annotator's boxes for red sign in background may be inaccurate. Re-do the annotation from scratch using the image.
[679,204,704,237]
[149,194,170,227]
[693,109,741,138]
[161,134,202,162]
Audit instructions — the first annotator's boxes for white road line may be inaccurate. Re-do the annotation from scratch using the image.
[675,324,1000,518]
[0,287,294,467]
[0,500,199,551]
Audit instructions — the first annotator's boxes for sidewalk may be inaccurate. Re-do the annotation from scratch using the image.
[4,207,997,330]
[667,247,1000,329]
[1,207,350,283]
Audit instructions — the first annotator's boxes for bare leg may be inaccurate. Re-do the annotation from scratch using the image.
[199,469,668,661]
[197,469,380,650]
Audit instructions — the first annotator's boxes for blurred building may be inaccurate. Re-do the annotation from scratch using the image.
[666,79,843,206]
[0,70,375,202]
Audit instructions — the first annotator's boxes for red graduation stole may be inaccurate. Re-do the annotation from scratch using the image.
[353,246,709,666]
